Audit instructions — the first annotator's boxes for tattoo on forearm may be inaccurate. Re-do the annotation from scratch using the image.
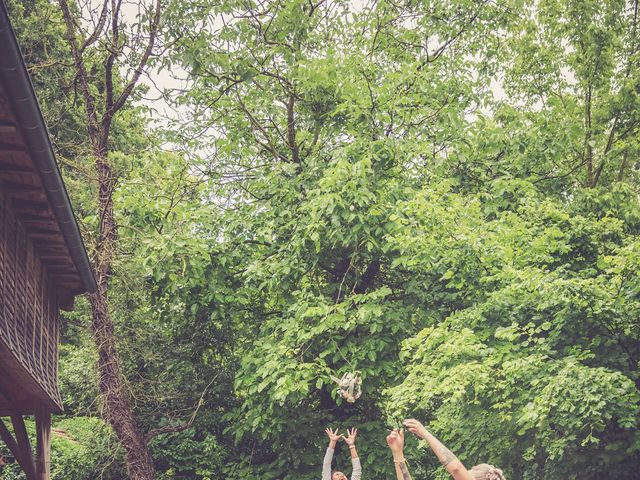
[399,461,412,480]
[438,446,458,466]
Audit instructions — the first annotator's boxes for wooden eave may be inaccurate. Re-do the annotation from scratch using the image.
[0,93,83,307]
[0,3,96,306]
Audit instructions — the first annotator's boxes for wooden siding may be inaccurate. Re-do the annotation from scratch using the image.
[0,188,62,412]
[0,86,75,413]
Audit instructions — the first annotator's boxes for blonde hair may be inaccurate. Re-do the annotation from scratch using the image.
[468,464,506,480]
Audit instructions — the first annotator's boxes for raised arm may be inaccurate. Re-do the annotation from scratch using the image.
[343,428,361,480]
[386,429,412,480]
[404,419,473,480]
[323,428,341,480]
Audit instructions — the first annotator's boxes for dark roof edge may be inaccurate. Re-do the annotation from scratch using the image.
[0,1,97,294]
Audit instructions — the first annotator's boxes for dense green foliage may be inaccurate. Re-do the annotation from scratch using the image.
[2,0,639,479]
[0,417,126,480]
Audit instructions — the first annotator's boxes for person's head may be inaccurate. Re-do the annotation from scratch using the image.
[468,464,506,480]
[331,470,348,480]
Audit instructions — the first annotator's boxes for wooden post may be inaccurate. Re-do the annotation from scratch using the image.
[0,417,22,463]
[35,406,51,480]
[10,414,37,480]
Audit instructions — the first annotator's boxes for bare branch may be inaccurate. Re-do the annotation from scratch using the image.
[81,0,110,52]
[144,376,218,442]
[104,0,124,114]
[109,0,162,116]
[57,0,101,142]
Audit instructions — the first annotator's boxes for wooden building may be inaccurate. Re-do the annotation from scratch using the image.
[0,2,97,479]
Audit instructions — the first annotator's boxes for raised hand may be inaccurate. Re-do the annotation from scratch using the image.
[403,419,428,440]
[325,427,341,447]
[386,428,405,454]
[404,419,460,472]
[342,428,358,446]
[387,429,411,480]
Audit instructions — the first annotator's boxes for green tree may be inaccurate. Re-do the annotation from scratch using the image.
[5,1,639,479]
[385,181,640,479]
[163,0,640,479]
[6,1,221,478]
[500,0,640,188]
[162,0,516,478]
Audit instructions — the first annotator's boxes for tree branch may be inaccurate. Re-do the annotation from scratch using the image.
[57,0,102,143]
[287,94,300,163]
[81,0,110,52]
[104,0,124,115]
[144,376,218,443]
[109,0,162,116]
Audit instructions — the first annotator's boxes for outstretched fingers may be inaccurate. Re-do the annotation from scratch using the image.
[340,427,358,445]
[326,427,341,441]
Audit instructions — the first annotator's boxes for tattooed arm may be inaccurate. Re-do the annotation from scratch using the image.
[404,419,473,480]
[395,459,413,480]
[386,429,412,480]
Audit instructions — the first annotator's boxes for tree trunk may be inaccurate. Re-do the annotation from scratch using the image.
[89,150,156,480]
[89,289,155,480]
[55,0,162,475]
